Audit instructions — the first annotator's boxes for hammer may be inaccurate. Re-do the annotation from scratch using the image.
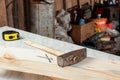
[24,40,87,67]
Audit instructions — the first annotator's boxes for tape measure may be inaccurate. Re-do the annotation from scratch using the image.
[2,30,20,41]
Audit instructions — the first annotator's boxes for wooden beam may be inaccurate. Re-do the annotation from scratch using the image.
[0,0,7,27]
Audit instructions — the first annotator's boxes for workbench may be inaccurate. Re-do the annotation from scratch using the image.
[0,26,120,80]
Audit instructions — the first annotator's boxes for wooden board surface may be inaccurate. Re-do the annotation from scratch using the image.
[0,46,57,64]
[0,57,120,80]
[0,69,62,80]
[0,26,120,80]
[0,47,61,80]
[0,47,120,80]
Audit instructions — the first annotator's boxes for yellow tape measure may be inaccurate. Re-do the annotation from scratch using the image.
[2,30,20,41]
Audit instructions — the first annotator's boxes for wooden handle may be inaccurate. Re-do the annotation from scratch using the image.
[24,40,64,56]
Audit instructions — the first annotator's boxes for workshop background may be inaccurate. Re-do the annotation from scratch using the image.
[0,0,120,55]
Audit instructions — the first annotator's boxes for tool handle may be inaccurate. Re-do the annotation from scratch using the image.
[24,40,63,56]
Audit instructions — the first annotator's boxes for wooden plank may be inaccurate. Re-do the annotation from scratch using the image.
[0,27,120,80]
[6,0,25,30]
[0,69,62,80]
[24,40,63,56]
[0,0,7,27]
[0,57,120,80]
[0,46,120,80]
[5,0,14,27]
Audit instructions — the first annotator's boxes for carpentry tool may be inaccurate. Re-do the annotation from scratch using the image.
[2,30,20,41]
[24,40,87,67]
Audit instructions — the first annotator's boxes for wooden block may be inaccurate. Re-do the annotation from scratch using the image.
[0,69,62,80]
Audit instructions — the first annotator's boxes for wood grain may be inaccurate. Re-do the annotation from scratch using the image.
[0,57,120,80]
[0,0,7,27]
[0,27,120,80]
[5,0,14,27]
[24,40,62,56]
[0,69,62,80]
[55,0,63,11]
